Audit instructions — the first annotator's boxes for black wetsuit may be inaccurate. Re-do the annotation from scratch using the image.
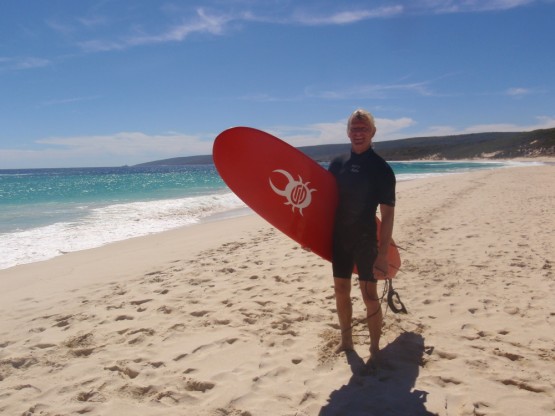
[329,148,396,281]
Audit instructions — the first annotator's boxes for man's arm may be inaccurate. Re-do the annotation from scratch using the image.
[374,203,395,278]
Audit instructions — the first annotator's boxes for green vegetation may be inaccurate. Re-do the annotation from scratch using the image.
[136,128,554,166]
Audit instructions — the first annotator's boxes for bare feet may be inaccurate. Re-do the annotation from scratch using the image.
[367,348,381,369]
[335,325,354,354]
[335,340,354,354]
[366,348,394,371]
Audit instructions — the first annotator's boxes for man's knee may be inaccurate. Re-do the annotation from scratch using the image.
[360,281,379,303]
[333,278,351,297]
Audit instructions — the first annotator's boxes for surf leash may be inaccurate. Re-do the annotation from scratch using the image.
[347,280,389,337]
[386,278,408,314]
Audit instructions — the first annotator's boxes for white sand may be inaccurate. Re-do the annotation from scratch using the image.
[0,165,553,416]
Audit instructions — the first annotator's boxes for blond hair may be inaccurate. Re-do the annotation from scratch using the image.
[347,109,376,132]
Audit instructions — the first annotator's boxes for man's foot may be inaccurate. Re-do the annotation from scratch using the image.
[335,340,354,354]
[367,348,381,369]
[367,349,394,371]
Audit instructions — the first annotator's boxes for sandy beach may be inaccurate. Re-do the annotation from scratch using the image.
[1,164,553,416]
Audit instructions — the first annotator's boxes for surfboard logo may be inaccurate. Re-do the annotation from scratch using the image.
[269,169,316,215]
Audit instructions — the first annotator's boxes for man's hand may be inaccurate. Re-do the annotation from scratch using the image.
[373,255,389,279]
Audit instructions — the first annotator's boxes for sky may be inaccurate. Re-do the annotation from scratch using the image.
[1,0,554,168]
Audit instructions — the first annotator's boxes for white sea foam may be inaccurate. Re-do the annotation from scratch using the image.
[1,161,542,271]
[0,192,245,270]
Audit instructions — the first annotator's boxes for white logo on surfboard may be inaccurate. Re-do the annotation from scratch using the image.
[269,169,316,215]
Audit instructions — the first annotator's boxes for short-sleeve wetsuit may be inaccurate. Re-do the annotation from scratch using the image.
[328,148,396,281]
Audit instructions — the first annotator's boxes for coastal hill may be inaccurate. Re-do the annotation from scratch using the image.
[136,127,555,166]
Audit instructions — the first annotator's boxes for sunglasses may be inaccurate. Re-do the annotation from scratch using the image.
[349,127,372,133]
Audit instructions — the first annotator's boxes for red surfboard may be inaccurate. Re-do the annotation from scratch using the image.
[213,127,400,279]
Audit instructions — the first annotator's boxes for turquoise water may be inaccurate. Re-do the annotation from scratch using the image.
[0,161,534,269]
[1,166,228,232]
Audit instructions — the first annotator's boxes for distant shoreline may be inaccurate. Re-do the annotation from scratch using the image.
[133,127,554,167]
[2,156,553,172]
[0,160,546,271]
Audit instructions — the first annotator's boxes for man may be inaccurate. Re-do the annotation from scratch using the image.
[328,109,396,363]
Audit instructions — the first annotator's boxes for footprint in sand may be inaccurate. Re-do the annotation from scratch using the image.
[433,375,463,387]
[493,348,523,362]
[465,358,489,369]
[115,315,134,321]
[52,314,73,328]
[168,323,186,332]
[500,379,546,393]
[184,378,215,393]
[63,333,96,357]
[435,350,458,360]
[76,390,106,403]
[64,333,94,348]
[191,310,210,317]
[157,305,173,314]
[126,328,156,345]
[1,356,39,372]
[130,299,153,306]
[149,361,164,368]
[32,343,57,350]
[174,353,188,361]
[118,383,156,400]
[105,364,140,379]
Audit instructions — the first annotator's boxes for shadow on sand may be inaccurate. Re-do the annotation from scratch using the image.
[319,332,437,416]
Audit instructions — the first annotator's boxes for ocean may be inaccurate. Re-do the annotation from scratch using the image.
[0,161,537,270]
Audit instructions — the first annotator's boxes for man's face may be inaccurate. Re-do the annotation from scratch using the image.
[348,119,375,154]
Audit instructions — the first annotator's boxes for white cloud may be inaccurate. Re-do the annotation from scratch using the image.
[271,116,417,147]
[270,122,347,147]
[307,81,434,100]
[273,114,555,148]
[374,117,417,139]
[71,1,541,53]
[506,87,532,96]
[410,0,536,13]
[240,80,436,103]
[130,8,230,43]
[37,131,212,156]
[78,4,402,53]
[40,95,102,107]
[16,57,51,69]
[77,15,109,28]
[461,116,555,133]
[410,115,555,137]
[292,6,404,25]
[0,132,215,168]
[78,8,232,52]
[0,56,51,71]
[46,18,75,35]
[3,114,553,168]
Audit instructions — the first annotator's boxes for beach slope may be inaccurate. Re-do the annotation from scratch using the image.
[0,165,553,415]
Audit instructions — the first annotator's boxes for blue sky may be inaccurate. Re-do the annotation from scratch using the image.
[1,0,554,168]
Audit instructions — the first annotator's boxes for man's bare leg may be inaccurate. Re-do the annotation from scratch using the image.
[360,281,382,362]
[334,277,354,352]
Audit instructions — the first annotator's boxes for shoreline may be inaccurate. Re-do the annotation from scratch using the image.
[1,164,553,415]
[1,159,549,271]
[2,155,553,172]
